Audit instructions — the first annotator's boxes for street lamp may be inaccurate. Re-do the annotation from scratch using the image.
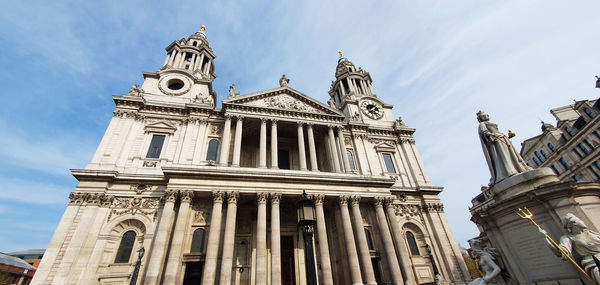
[297,190,317,285]
[129,247,145,285]
[425,244,440,282]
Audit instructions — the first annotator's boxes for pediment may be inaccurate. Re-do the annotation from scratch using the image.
[374,141,396,152]
[145,120,177,134]
[223,87,342,116]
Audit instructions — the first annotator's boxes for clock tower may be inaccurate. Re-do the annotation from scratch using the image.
[328,52,395,126]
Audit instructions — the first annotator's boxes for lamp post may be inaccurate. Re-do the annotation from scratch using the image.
[425,244,440,283]
[129,247,145,285]
[297,191,317,285]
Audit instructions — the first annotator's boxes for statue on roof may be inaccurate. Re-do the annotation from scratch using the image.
[279,74,289,87]
[228,84,238,98]
[128,84,143,96]
[477,111,531,185]
[595,75,599,88]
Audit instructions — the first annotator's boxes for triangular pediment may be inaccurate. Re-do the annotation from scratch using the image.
[145,120,177,134]
[223,87,342,116]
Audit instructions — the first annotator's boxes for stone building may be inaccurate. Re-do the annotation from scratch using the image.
[520,97,600,182]
[32,28,470,285]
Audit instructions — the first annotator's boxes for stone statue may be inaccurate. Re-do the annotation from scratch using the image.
[279,74,289,87]
[468,238,508,285]
[541,213,600,283]
[228,84,237,98]
[595,75,600,88]
[327,98,336,108]
[128,84,142,96]
[477,111,530,185]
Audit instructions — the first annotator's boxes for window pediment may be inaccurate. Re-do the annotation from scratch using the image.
[145,120,177,134]
[374,141,396,152]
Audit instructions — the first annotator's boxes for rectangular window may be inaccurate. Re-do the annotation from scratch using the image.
[550,165,560,175]
[382,153,396,173]
[560,158,570,170]
[589,166,600,179]
[146,135,165,158]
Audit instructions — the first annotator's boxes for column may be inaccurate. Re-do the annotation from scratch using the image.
[201,191,225,285]
[314,194,334,285]
[271,120,278,169]
[168,50,176,66]
[374,197,404,285]
[259,118,267,168]
[271,193,282,285]
[218,115,232,166]
[306,123,318,171]
[163,191,193,284]
[350,196,377,285]
[297,122,308,170]
[338,127,351,172]
[195,54,205,71]
[338,196,363,285]
[219,191,239,285]
[385,198,416,285]
[328,126,342,173]
[256,192,268,284]
[144,190,178,285]
[231,116,243,167]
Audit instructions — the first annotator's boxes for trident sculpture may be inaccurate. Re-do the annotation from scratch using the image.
[515,207,598,284]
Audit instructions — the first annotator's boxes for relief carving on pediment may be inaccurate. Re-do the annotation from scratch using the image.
[107,197,160,222]
[244,94,323,114]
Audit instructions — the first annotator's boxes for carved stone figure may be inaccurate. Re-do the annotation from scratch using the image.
[229,84,237,98]
[279,74,289,87]
[541,213,600,282]
[128,84,143,96]
[477,111,530,185]
[596,75,600,89]
[468,238,508,285]
[327,98,336,108]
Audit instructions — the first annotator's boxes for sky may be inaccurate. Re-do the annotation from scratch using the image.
[0,1,599,253]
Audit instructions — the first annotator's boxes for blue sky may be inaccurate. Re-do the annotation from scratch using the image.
[0,1,598,252]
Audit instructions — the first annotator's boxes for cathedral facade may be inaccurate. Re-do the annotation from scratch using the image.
[32,28,470,285]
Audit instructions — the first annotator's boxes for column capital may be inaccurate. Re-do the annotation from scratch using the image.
[226,191,239,204]
[374,196,385,208]
[338,195,349,206]
[271,118,278,125]
[296,121,304,126]
[179,190,194,203]
[350,195,361,207]
[305,122,314,127]
[212,191,225,203]
[271,192,282,205]
[224,113,233,119]
[313,194,325,206]
[260,117,268,123]
[383,197,396,208]
[235,115,244,121]
[163,190,178,203]
[257,192,268,204]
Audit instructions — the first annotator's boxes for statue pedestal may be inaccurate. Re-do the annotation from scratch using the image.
[489,167,559,201]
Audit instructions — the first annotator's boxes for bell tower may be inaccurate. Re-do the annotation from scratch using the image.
[328,51,394,125]
[134,26,217,107]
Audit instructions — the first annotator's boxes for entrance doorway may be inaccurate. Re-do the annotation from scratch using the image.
[281,236,296,285]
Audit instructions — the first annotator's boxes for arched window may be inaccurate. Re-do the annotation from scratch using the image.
[547,143,556,152]
[206,139,219,161]
[550,165,560,175]
[565,127,574,137]
[190,228,206,253]
[585,108,595,119]
[578,143,591,155]
[535,151,544,162]
[347,150,356,170]
[560,158,570,170]
[114,230,136,263]
[532,157,539,166]
[406,232,420,256]
[540,149,548,159]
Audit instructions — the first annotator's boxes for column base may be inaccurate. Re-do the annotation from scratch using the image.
[230,164,239,167]
[271,166,279,170]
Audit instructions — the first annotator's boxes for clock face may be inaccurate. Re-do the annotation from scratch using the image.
[360,100,384,119]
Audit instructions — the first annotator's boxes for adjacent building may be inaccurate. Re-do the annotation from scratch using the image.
[32,28,470,285]
[520,97,600,182]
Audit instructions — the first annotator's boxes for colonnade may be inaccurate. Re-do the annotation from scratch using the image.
[217,115,353,173]
[145,191,417,285]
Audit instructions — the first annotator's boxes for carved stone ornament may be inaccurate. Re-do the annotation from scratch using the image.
[395,204,421,217]
[338,195,349,206]
[394,193,408,202]
[373,196,385,208]
[350,195,361,207]
[250,94,322,114]
[313,194,324,206]
[143,160,158,168]
[344,136,351,146]
[192,200,211,224]
[107,196,160,222]
[130,184,154,195]
[227,191,239,204]
[424,203,444,213]
[69,192,114,206]
[180,190,194,203]
[212,191,225,203]
[271,192,281,205]
[257,192,268,204]
[279,74,290,87]
[192,92,214,106]
[210,125,222,135]
[163,190,178,203]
